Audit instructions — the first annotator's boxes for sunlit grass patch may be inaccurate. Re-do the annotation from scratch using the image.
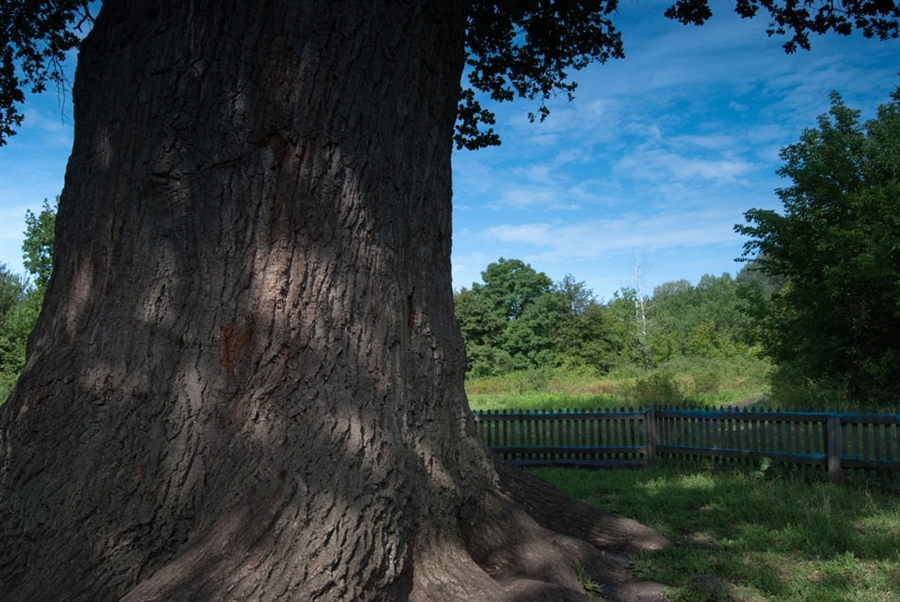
[533,465,900,602]
[466,391,619,412]
[465,357,771,412]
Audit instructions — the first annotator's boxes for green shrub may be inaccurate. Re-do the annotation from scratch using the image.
[768,365,856,412]
[628,371,685,407]
[691,366,723,395]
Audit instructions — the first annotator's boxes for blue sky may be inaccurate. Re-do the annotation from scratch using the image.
[1,5,897,299]
[451,6,898,300]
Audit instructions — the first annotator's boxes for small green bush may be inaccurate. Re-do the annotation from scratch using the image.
[629,371,685,407]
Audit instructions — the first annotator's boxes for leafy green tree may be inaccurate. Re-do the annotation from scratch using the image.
[606,286,654,368]
[0,265,42,403]
[0,265,27,319]
[0,278,41,401]
[735,258,783,298]
[453,287,511,376]
[0,197,56,402]
[734,259,782,347]
[688,274,754,355]
[455,258,562,373]
[604,273,766,370]
[22,197,57,291]
[646,279,693,363]
[0,265,27,400]
[553,275,619,372]
[652,274,767,360]
[456,269,621,375]
[471,257,555,320]
[503,290,562,369]
[652,279,693,300]
[736,89,900,408]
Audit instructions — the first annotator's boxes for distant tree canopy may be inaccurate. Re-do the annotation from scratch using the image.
[736,88,900,409]
[0,1,94,144]
[454,258,766,377]
[455,258,563,374]
[0,267,40,402]
[22,197,57,291]
[0,197,56,402]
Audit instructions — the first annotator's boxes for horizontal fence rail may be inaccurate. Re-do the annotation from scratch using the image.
[473,407,900,483]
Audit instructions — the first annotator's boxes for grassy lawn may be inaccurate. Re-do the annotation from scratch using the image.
[533,464,900,602]
[468,391,622,413]
[465,358,772,413]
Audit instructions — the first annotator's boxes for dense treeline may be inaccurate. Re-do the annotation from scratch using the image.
[0,199,56,401]
[737,89,900,410]
[454,257,771,379]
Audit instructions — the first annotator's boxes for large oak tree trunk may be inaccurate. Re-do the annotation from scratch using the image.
[0,2,668,600]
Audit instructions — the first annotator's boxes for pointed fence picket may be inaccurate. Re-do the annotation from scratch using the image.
[472,407,900,483]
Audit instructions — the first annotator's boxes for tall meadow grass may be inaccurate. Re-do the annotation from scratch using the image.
[465,356,771,412]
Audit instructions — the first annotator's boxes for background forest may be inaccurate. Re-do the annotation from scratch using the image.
[454,256,777,410]
[0,198,55,401]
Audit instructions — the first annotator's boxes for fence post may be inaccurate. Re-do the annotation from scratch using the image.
[645,408,657,464]
[827,414,844,484]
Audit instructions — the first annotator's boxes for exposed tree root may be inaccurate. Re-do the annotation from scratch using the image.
[411,457,671,602]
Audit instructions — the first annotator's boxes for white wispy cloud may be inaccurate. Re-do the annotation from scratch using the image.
[615,148,754,184]
[484,209,742,259]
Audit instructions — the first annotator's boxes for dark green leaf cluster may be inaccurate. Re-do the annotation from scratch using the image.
[736,88,900,408]
[22,197,58,291]
[0,198,56,403]
[606,272,766,369]
[454,258,566,374]
[665,0,899,53]
[0,1,92,145]
[0,265,42,403]
[458,0,624,149]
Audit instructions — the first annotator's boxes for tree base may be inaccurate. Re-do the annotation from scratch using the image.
[410,458,671,602]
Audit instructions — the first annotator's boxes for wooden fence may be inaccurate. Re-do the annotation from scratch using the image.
[472,407,900,483]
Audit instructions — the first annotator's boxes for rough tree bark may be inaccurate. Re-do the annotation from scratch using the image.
[0,1,668,600]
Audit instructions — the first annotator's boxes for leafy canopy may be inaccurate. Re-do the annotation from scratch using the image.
[0,197,57,402]
[473,257,555,320]
[736,88,900,408]
[665,0,899,53]
[455,258,563,374]
[0,0,95,145]
[454,258,764,378]
[2,1,897,146]
[22,197,57,291]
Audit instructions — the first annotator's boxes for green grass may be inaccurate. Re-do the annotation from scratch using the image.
[533,464,900,602]
[466,357,771,412]
[467,391,621,412]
